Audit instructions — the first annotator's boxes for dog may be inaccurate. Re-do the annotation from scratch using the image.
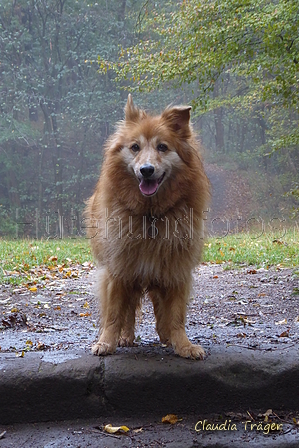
[85,94,210,359]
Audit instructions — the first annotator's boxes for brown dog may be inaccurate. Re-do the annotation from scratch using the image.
[86,95,210,359]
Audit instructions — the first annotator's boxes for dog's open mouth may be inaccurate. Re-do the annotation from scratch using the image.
[139,172,165,196]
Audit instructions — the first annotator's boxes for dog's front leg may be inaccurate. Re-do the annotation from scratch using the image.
[92,271,127,356]
[118,294,140,347]
[151,283,206,360]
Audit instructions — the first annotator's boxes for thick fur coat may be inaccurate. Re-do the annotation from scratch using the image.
[86,95,210,359]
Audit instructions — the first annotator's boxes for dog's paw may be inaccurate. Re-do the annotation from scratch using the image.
[91,341,115,356]
[175,343,206,360]
[118,335,135,347]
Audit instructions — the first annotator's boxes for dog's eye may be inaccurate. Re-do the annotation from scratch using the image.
[131,143,140,152]
[157,143,168,152]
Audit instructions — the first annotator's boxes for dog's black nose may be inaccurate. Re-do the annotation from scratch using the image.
[140,164,155,178]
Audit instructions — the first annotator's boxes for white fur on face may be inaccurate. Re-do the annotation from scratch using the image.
[121,135,184,181]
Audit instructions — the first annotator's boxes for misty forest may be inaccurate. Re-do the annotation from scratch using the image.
[0,0,298,238]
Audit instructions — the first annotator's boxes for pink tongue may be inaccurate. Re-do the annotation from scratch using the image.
[139,179,159,196]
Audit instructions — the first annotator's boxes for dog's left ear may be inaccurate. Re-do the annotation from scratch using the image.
[161,106,192,137]
[125,94,143,122]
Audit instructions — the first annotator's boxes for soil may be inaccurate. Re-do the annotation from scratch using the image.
[1,263,298,356]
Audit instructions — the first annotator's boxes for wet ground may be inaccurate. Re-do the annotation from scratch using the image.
[1,412,299,448]
[1,263,298,358]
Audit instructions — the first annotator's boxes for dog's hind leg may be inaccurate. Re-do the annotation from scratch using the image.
[92,269,128,356]
[150,283,206,360]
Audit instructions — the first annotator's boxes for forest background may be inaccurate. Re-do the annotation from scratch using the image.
[0,0,298,238]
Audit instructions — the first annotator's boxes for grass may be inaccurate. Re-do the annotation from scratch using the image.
[0,230,298,286]
[203,229,299,268]
[0,238,91,286]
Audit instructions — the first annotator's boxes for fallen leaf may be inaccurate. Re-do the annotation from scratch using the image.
[103,424,129,434]
[213,275,218,279]
[262,409,273,422]
[275,319,287,325]
[0,431,6,440]
[2,312,27,329]
[258,293,266,297]
[29,287,38,292]
[79,312,91,317]
[278,329,290,338]
[36,341,46,350]
[162,414,180,424]
[236,333,246,338]
[273,239,283,245]
[247,269,257,274]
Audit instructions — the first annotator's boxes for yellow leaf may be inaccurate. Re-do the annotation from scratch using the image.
[11,308,19,313]
[162,414,179,424]
[103,424,129,434]
[83,301,90,309]
[275,319,287,325]
[29,287,37,292]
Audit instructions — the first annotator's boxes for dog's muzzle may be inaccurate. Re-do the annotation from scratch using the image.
[138,164,165,197]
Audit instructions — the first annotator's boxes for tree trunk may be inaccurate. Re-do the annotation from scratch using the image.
[213,83,224,152]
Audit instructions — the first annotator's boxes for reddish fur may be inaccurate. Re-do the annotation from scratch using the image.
[86,96,210,359]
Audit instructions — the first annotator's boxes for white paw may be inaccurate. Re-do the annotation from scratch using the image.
[91,341,115,356]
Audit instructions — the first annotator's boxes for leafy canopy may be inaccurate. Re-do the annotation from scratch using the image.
[114,0,299,110]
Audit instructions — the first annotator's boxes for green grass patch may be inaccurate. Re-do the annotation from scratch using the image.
[203,230,299,268]
[0,230,298,286]
[0,238,92,285]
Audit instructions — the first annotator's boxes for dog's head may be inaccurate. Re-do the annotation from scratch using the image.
[116,94,194,198]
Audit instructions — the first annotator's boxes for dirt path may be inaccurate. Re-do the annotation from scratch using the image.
[1,264,298,356]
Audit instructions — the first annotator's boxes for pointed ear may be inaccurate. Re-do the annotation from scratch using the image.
[124,94,141,122]
[161,106,192,137]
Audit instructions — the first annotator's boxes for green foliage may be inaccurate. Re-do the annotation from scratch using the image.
[0,0,137,220]
[116,0,298,105]
[114,0,299,211]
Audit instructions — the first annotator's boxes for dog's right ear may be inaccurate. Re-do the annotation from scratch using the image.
[125,94,141,122]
